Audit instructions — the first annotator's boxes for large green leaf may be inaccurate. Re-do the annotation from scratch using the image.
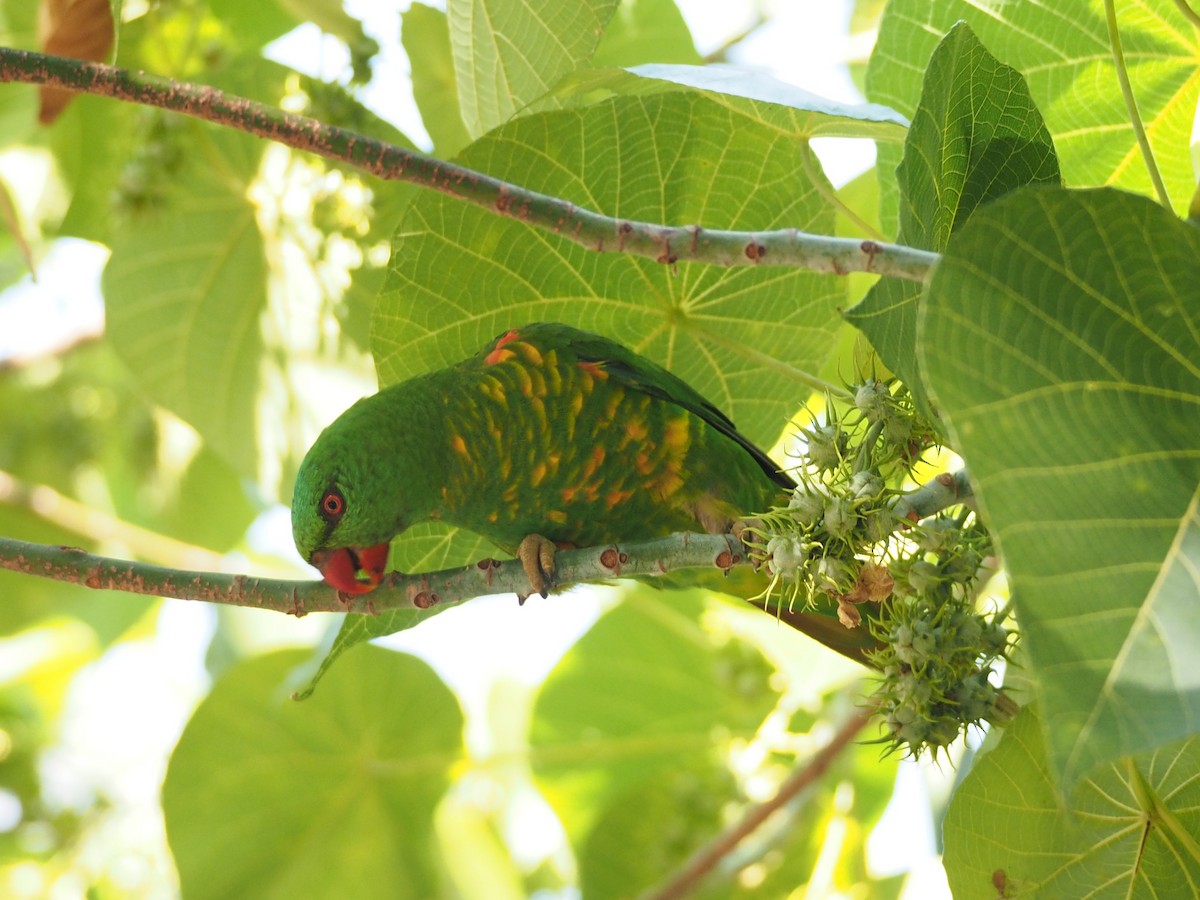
[943,705,1200,898]
[539,64,908,142]
[589,0,700,68]
[448,0,620,137]
[102,60,417,483]
[845,22,1060,416]
[102,122,267,476]
[164,647,463,900]
[868,0,1200,231]
[531,590,779,894]
[403,3,472,158]
[375,90,843,450]
[920,186,1200,788]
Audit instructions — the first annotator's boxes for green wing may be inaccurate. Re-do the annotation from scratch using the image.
[529,323,796,491]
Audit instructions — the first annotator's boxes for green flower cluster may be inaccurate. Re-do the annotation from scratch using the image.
[871,522,1013,757]
[749,382,1015,757]
[750,382,931,624]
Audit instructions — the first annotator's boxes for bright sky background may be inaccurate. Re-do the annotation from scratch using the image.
[0,2,960,896]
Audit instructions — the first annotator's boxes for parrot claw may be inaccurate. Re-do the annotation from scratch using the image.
[732,517,770,570]
[516,533,558,601]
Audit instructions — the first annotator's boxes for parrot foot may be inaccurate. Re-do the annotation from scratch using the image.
[732,517,767,566]
[516,533,558,603]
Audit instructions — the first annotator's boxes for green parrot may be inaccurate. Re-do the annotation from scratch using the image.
[291,322,884,664]
[291,322,793,596]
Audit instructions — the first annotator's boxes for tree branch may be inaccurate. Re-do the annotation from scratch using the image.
[646,706,875,900]
[0,48,937,281]
[0,470,973,615]
[0,532,755,616]
[0,468,977,672]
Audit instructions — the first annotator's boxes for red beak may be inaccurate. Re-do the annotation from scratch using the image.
[310,544,390,594]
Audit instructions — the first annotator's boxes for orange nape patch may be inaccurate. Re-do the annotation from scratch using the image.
[485,328,521,365]
[577,360,609,378]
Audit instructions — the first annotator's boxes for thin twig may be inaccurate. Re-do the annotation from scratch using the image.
[701,15,767,65]
[0,48,938,282]
[1173,0,1200,30]
[0,470,972,614]
[645,707,874,900]
[1,532,890,666]
[1104,0,1171,208]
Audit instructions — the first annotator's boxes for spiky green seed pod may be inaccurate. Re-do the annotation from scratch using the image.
[766,535,810,578]
[848,470,884,501]
[787,485,826,526]
[803,422,847,472]
[854,380,892,424]
[823,496,857,539]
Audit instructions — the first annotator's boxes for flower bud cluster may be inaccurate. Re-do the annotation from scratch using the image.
[748,389,925,625]
[745,385,1014,758]
[870,523,1013,757]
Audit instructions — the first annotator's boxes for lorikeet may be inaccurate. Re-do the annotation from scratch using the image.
[291,323,794,597]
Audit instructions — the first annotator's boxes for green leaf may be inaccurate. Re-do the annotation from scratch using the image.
[846,22,1060,416]
[102,122,267,477]
[920,186,1200,788]
[531,590,779,847]
[206,0,297,49]
[159,445,258,552]
[943,705,1200,898]
[164,647,464,900]
[578,762,739,898]
[625,64,908,140]
[52,94,137,243]
[402,3,472,158]
[448,0,620,137]
[101,59,415,483]
[376,90,843,451]
[868,0,1200,228]
[589,0,700,68]
[540,64,908,142]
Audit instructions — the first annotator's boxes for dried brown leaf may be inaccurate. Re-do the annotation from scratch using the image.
[38,0,115,124]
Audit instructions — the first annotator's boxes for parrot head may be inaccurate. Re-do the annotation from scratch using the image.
[291,469,391,594]
[291,401,398,595]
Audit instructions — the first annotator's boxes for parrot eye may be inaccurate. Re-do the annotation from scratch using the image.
[319,488,346,522]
